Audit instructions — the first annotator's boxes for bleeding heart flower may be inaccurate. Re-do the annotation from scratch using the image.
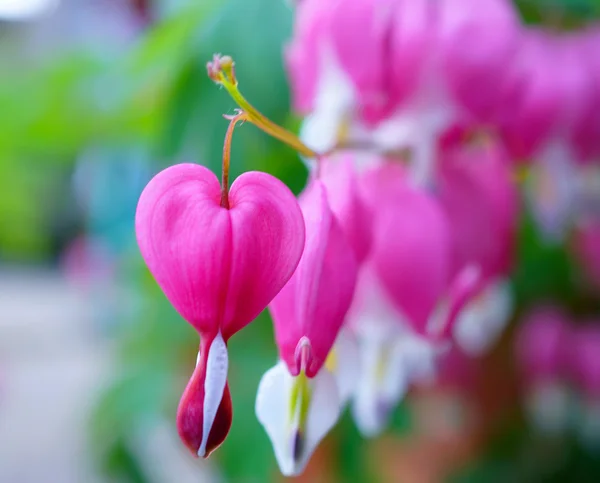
[344,169,481,437]
[438,0,521,123]
[256,179,358,476]
[437,139,518,354]
[135,163,305,458]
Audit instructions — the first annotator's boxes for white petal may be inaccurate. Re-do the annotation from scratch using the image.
[527,141,579,242]
[454,280,513,356]
[526,381,572,435]
[256,362,341,477]
[351,333,408,437]
[397,333,444,385]
[300,46,356,158]
[198,331,228,458]
[326,328,360,404]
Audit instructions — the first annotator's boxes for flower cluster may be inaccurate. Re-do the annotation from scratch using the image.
[516,307,600,449]
[133,0,600,477]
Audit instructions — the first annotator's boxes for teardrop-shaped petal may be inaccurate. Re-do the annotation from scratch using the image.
[177,332,232,457]
[371,184,451,334]
[256,362,341,477]
[269,180,358,377]
[437,140,518,279]
[135,164,305,338]
[439,0,521,121]
[494,31,563,158]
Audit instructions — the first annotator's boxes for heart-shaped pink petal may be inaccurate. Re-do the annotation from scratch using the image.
[135,163,305,339]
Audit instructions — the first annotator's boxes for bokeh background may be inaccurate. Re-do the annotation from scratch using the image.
[1,0,600,482]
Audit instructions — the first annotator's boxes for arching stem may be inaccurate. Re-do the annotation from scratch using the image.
[221,111,247,209]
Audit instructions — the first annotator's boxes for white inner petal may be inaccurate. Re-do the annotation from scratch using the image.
[327,328,360,404]
[352,332,409,437]
[300,45,356,159]
[527,140,580,242]
[454,280,513,356]
[256,362,342,477]
[526,380,572,436]
[198,331,228,457]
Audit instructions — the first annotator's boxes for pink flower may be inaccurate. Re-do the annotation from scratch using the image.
[438,0,522,123]
[256,179,358,476]
[516,306,570,385]
[437,139,518,279]
[286,0,399,125]
[135,163,305,457]
[494,30,563,160]
[268,179,358,376]
[436,139,518,354]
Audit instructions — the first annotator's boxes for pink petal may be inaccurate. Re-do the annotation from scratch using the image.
[437,140,518,279]
[135,164,305,338]
[439,0,521,122]
[389,0,432,109]
[327,0,397,123]
[269,180,358,377]
[371,183,451,335]
[321,155,373,263]
[222,171,306,338]
[516,306,570,383]
[494,31,563,158]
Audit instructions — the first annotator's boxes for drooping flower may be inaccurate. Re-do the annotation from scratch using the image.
[256,179,358,476]
[515,307,571,435]
[135,163,305,457]
[437,139,518,355]
[345,167,481,436]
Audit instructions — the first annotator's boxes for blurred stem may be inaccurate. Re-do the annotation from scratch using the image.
[221,112,247,209]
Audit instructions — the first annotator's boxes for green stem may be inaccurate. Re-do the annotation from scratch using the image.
[219,78,318,159]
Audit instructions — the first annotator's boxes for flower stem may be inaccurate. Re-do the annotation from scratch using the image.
[221,111,247,209]
[208,55,319,160]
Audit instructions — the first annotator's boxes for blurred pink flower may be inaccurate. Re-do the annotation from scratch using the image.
[437,139,518,354]
[135,163,305,457]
